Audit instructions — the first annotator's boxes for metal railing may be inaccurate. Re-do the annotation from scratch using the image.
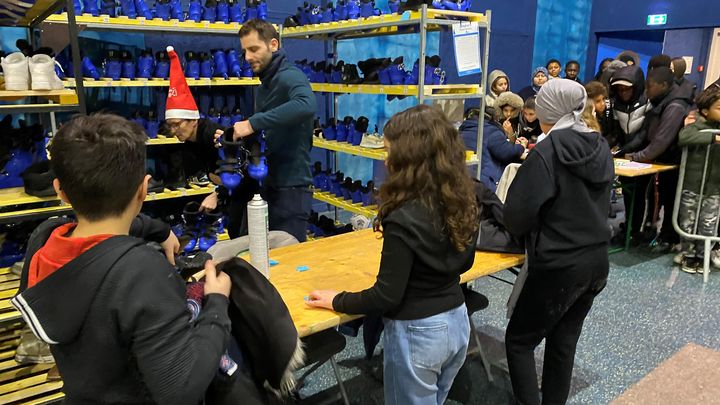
[672,134,720,283]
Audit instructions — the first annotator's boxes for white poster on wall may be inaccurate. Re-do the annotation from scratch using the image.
[452,22,482,77]
[682,56,693,74]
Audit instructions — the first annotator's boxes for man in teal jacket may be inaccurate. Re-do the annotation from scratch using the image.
[225,19,317,242]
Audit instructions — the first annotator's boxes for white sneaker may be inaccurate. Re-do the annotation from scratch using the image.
[360,133,384,149]
[1,52,30,91]
[29,54,64,90]
[350,214,372,230]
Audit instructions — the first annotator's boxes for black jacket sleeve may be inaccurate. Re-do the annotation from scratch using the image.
[332,226,414,315]
[629,103,686,162]
[503,152,556,237]
[129,214,171,244]
[119,254,231,404]
[617,128,647,156]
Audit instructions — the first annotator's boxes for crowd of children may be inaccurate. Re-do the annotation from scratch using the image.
[473,52,720,274]
[6,22,720,405]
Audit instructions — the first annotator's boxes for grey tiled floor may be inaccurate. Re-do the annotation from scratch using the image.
[296,249,720,404]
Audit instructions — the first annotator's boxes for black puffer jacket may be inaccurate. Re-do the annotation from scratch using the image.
[610,66,651,155]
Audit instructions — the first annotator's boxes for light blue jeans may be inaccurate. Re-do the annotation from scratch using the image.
[383,304,471,405]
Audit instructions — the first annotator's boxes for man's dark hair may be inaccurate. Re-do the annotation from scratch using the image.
[648,54,672,71]
[566,60,580,68]
[671,57,686,80]
[238,19,280,43]
[546,58,561,68]
[585,81,608,98]
[49,114,147,221]
[696,86,720,118]
[647,66,674,88]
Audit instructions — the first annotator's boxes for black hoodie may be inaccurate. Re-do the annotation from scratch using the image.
[13,218,231,405]
[503,129,614,270]
[610,66,649,135]
[332,201,477,320]
[627,83,692,163]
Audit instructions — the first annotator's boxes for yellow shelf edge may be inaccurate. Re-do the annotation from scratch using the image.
[313,138,478,164]
[0,185,215,214]
[312,138,387,160]
[310,83,419,96]
[0,89,79,105]
[45,13,277,33]
[312,190,377,218]
[282,9,486,37]
[309,83,480,96]
[146,135,181,145]
[64,78,259,88]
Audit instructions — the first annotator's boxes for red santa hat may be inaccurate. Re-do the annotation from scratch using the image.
[165,46,199,120]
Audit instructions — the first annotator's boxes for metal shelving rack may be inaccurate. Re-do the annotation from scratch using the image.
[0,2,266,229]
[283,5,491,218]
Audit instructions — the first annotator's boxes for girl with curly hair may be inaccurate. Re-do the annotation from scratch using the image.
[307,104,479,404]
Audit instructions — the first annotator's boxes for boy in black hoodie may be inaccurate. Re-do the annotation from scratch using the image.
[627,67,692,249]
[12,114,233,405]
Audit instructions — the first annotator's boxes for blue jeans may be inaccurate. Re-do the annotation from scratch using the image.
[383,304,470,405]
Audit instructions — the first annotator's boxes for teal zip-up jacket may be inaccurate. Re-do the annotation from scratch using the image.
[248,50,317,188]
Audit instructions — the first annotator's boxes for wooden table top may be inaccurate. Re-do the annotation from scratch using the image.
[240,229,524,337]
[614,159,678,178]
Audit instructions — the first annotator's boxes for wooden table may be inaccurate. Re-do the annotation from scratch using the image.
[257,229,524,337]
[613,159,678,178]
[612,160,678,253]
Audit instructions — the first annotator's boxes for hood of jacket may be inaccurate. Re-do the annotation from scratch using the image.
[459,117,478,133]
[649,83,693,115]
[488,69,509,95]
[12,234,144,345]
[675,77,697,103]
[382,200,477,276]
[610,65,646,110]
[549,129,614,185]
[617,50,641,67]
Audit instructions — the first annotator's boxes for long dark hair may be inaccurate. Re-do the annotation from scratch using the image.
[374,105,479,251]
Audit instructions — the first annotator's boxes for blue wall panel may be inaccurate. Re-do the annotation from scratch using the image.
[532,0,593,80]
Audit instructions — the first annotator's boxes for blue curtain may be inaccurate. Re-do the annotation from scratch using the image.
[531,0,592,80]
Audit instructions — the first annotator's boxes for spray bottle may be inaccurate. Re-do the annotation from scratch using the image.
[247,194,270,278]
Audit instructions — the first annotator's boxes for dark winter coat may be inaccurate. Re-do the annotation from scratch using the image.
[460,117,524,192]
[504,129,614,270]
[678,117,720,195]
[610,66,649,154]
[474,180,524,254]
[627,83,692,164]
[13,217,230,405]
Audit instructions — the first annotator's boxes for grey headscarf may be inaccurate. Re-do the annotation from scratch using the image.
[535,79,593,135]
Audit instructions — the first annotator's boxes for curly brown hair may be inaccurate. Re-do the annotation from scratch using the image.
[374,105,479,251]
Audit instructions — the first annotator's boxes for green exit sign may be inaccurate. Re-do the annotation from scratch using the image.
[647,14,667,26]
